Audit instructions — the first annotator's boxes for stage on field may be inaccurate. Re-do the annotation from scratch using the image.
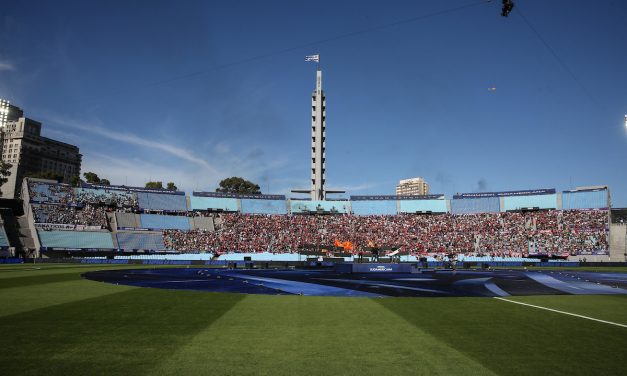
[334,263,416,273]
[82,268,627,298]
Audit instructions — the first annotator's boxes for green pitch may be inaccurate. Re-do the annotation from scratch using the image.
[1,264,626,376]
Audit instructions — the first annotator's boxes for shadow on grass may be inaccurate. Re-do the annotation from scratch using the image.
[0,272,83,290]
[0,266,187,290]
[376,297,627,376]
[0,288,244,375]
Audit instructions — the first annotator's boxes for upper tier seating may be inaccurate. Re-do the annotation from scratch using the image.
[398,200,448,213]
[137,192,188,211]
[189,196,238,211]
[115,212,140,228]
[503,194,557,211]
[240,199,287,214]
[562,190,609,210]
[351,200,397,215]
[116,231,166,250]
[451,197,500,214]
[38,230,114,249]
[139,214,191,230]
[290,200,350,214]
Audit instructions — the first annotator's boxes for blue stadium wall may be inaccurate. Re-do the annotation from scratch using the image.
[451,197,500,214]
[399,200,448,214]
[351,200,397,215]
[502,194,557,211]
[190,196,239,212]
[240,199,288,214]
[139,214,191,230]
[290,200,350,214]
[38,231,114,249]
[137,192,188,211]
[562,189,608,210]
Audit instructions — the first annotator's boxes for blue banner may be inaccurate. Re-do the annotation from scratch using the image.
[81,182,185,195]
[193,191,285,200]
[351,194,444,201]
[454,188,555,199]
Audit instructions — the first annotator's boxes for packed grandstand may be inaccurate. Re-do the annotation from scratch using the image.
[22,179,611,262]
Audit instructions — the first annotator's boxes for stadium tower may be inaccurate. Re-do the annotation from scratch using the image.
[293,61,344,200]
[310,69,326,200]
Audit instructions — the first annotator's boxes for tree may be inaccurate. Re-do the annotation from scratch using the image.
[83,172,101,184]
[166,182,178,191]
[145,181,163,189]
[69,175,81,187]
[216,177,261,194]
[82,172,112,185]
[0,161,12,194]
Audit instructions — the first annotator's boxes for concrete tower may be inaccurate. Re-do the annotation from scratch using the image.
[292,64,344,201]
[310,69,326,200]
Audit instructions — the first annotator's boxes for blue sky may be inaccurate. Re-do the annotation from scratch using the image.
[1,0,626,205]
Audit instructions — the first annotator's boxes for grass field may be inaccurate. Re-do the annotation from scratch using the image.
[1,264,626,375]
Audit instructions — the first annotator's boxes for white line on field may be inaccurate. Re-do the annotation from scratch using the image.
[493,297,627,328]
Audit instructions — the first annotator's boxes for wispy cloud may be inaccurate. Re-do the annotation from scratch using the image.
[0,61,15,71]
[50,116,218,173]
[47,115,291,193]
[82,153,210,192]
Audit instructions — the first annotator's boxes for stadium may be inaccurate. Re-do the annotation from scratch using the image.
[1,178,626,375]
[2,1,627,375]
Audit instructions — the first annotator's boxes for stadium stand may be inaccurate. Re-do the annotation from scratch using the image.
[161,210,609,256]
[562,188,609,210]
[28,181,74,204]
[38,230,114,249]
[190,216,214,231]
[116,232,166,251]
[240,199,288,214]
[75,187,138,207]
[351,200,397,215]
[23,180,611,258]
[290,200,350,214]
[399,199,448,214]
[450,197,500,214]
[32,204,108,228]
[502,194,557,211]
[0,225,9,247]
[115,212,140,228]
[139,214,191,230]
[137,192,188,212]
[189,196,238,212]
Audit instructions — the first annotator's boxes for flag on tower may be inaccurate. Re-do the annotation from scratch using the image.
[305,54,319,63]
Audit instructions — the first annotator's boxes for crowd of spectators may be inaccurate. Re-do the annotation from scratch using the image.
[28,182,74,204]
[26,181,609,256]
[28,181,138,208]
[75,189,138,207]
[163,229,215,251]
[162,210,609,256]
[32,204,109,228]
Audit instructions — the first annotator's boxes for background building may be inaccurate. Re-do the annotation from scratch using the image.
[396,177,429,196]
[0,99,82,198]
[0,99,24,128]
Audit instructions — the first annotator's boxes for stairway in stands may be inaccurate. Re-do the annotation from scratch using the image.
[16,215,36,253]
[0,208,21,249]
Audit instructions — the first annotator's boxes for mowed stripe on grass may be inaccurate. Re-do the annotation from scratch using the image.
[0,287,245,376]
[378,296,627,375]
[152,294,496,376]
